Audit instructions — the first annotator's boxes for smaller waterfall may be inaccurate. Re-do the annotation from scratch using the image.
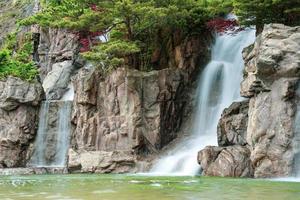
[61,83,75,101]
[29,101,72,167]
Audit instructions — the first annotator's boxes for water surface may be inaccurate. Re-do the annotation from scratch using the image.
[0,175,299,200]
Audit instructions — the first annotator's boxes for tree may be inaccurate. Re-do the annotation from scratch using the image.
[233,0,300,33]
[21,0,223,72]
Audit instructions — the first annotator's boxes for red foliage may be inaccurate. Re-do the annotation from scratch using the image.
[90,4,98,11]
[76,31,104,52]
[206,18,240,34]
[74,5,107,52]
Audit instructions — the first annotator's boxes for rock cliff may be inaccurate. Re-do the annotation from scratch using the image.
[0,77,43,168]
[68,33,211,173]
[198,24,300,178]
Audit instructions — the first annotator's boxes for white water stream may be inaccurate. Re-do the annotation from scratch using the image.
[30,101,72,167]
[151,28,256,176]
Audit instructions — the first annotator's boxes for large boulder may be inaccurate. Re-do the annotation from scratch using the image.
[241,24,300,98]
[247,79,297,177]
[0,77,43,168]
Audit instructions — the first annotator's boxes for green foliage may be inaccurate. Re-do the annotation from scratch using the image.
[19,0,299,72]
[233,0,300,30]
[82,40,140,74]
[0,32,38,81]
[20,0,222,71]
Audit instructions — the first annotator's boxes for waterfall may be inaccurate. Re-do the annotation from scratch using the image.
[29,101,72,167]
[151,28,256,176]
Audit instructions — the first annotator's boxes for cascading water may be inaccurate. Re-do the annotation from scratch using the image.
[29,101,72,167]
[151,28,256,176]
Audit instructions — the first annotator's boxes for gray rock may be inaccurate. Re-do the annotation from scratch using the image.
[68,149,146,173]
[0,77,43,111]
[217,101,249,147]
[198,145,253,177]
[0,77,43,168]
[42,60,74,99]
[37,28,79,100]
[247,79,297,178]
[241,24,300,98]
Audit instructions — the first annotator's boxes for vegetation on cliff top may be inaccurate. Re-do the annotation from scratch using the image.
[233,0,300,32]
[0,32,38,81]
[1,0,298,79]
[20,0,231,72]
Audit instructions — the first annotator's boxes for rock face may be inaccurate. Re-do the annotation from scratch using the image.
[198,145,253,177]
[0,77,43,168]
[70,67,192,172]
[69,34,211,173]
[217,101,249,147]
[37,28,79,99]
[198,24,300,178]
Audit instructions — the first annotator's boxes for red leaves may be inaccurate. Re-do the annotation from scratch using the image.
[75,4,106,52]
[77,31,104,53]
[206,18,239,34]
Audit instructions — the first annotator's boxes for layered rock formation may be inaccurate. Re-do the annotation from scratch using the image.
[198,24,300,178]
[0,77,43,168]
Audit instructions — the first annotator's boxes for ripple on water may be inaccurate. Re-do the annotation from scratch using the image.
[271,177,300,183]
[150,183,162,187]
[92,189,116,194]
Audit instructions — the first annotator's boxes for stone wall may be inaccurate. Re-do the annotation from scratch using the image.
[198,24,300,178]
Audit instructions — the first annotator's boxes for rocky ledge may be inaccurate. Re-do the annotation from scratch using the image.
[198,24,300,178]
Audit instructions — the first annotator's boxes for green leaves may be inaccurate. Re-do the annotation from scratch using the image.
[0,33,38,82]
[19,0,238,72]
[82,39,140,73]
[233,0,300,29]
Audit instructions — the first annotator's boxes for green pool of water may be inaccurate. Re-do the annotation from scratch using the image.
[0,174,299,200]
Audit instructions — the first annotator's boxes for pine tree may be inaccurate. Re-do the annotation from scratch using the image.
[233,0,300,33]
